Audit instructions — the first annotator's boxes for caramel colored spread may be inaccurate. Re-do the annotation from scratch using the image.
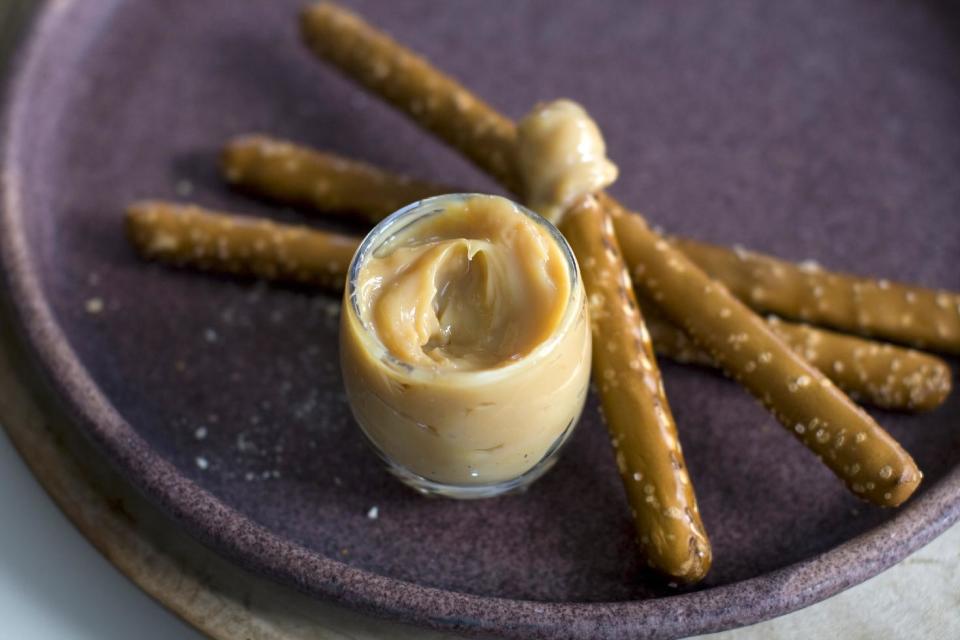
[356,195,569,369]
[340,194,590,486]
[517,99,618,223]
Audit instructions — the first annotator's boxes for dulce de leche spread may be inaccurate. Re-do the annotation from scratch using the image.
[340,194,590,487]
[517,99,619,223]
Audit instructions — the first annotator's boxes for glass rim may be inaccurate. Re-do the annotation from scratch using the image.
[344,193,584,383]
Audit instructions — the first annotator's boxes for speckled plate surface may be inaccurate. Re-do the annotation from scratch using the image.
[1,1,959,638]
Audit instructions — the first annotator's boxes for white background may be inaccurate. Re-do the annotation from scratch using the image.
[0,428,205,640]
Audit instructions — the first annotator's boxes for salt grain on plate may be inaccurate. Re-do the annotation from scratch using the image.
[85,297,104,314]
[175,179,194,197]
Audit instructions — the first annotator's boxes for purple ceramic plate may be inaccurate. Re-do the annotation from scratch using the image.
[2,1,959,638]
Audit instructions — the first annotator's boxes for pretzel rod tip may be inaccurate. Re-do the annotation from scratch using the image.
[125,200,357,289]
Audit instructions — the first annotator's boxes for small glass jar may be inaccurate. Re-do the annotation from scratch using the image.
[340,194,590,499]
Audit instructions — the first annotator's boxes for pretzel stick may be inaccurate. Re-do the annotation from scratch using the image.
[300,2,922,507]
[126,201,951,413]
[560,196,710,581]
[669,238,960,354]
[302,6,520,195]
[124,201,356,289]
[222,135,446,224]
[221,135,960,356]
[642,302,951,412]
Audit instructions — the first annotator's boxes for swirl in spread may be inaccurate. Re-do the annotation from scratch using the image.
[355,195,571,370]
[340,194,591,486]
[517,99,619,223]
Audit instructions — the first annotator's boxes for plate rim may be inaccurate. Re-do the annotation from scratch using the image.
[1,2,958,639]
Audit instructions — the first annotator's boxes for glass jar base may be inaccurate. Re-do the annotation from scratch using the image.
[383,454,561,500]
